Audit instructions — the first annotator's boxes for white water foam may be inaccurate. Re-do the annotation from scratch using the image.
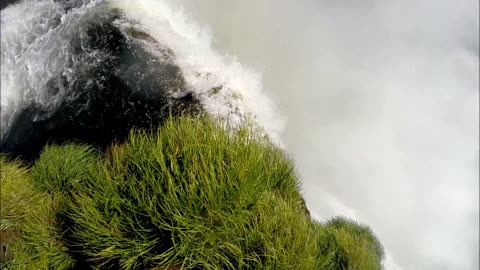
[109,0,285,144]
[109,1,406,269]
[0,0,103,138]
[2,0,477,269]
[123,1,478,270]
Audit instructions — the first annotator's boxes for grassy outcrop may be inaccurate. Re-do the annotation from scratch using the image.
[0,116,384,269]
[0,157,74,269]
[325,217,385,270]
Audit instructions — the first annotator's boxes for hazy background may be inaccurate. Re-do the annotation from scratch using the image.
[160,0,479,269]
[1,0,477,269]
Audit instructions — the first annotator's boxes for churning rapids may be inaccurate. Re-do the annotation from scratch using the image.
[0,0,280,160]
[1,0,478,270]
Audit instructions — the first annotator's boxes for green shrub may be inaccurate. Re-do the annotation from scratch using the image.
[0,156,35,266]
[325,217,384,270]
[313,222,349,270]
[0,156,75,269]
[1,116,385,270]
[7,194,75,270]
[0,156,37,232]
[31,144,100,194]
[65,116,307,269]
[240,192,320,269]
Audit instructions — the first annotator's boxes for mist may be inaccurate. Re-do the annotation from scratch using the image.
[159,0,479,269]
[1,0,477,269]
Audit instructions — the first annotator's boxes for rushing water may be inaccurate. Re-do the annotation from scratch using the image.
[1,0,478,269]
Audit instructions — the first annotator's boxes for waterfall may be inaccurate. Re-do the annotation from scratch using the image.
[1,0,478,269]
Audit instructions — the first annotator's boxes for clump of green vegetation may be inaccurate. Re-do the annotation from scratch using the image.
[0,156,34,265]
[6,194,76,270]
[1,116,385,270]
[312,222,349,270]
[31,144,100,194]
[0,156,75,269]
[66,116,307,269]
[325,217,385,270]
[0,157,37,232]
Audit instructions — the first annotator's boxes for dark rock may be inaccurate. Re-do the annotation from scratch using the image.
[0,6,201,161]
[0,0,20,10]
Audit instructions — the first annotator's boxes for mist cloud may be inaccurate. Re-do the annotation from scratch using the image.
[162,0,478,269]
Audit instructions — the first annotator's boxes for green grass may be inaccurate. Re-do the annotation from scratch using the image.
[0,156,38,232]
[0,156,75,269]
[0,156,35,265]
[65,116,307,269]
[324,217,385,270]
[31,144,101,194]
[1,116,385,270]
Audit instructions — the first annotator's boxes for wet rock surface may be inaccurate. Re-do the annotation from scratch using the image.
[1,0,88,10]
[0,0,19,9]
[1,5,201,161]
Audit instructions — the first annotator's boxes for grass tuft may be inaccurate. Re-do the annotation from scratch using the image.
[0,116,385,270]
[0,156,37,232]
[325,216,385,270]
[31,144,100,194]
[0,156,75,269]
[66,116,307,269]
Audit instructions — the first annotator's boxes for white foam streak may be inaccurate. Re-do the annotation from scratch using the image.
[1,0,102,137]
[145,1,479,269]
[110,0,285,143]
[1,1,477,269]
